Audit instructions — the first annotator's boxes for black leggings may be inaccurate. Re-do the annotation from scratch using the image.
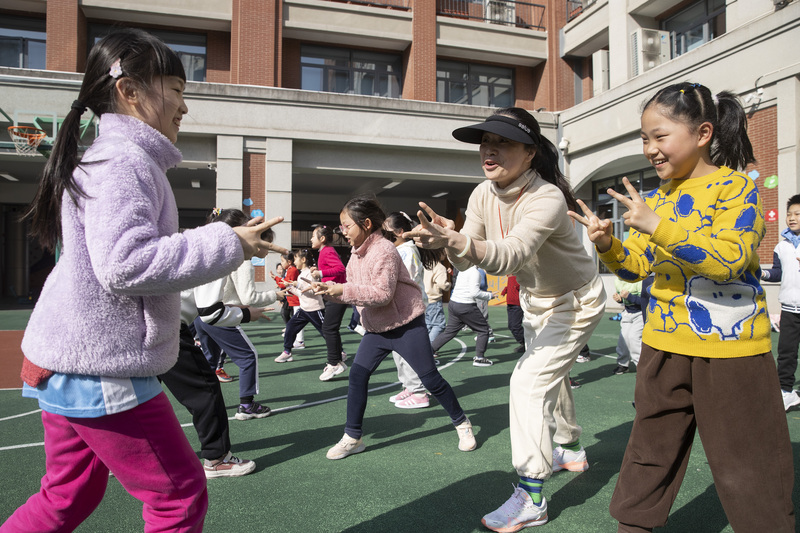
[322,300,349,365]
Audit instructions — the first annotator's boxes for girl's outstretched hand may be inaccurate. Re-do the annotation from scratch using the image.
[311,281,343,297]
[234,216,284,259]
[402,202,455,249]
[568,200,613,253]
[612,177,660,236]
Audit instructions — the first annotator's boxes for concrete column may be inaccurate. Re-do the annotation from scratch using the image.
[265,137,293,264]
[776,76,800,222]
[216,135,244,208]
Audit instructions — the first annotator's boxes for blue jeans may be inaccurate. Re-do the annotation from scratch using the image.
[425,301,446,343]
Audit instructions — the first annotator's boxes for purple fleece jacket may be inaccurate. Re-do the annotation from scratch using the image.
[21,114,243,378]
[334,231,425,333]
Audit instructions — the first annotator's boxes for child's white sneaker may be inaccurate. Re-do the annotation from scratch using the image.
[481,486,548,531]
[552,445,588,472]
[319,362,347,381]
[782,389,800,412]
[456,419,477,451]
[326,434,365,460]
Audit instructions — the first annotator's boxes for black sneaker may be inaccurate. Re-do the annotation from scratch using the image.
[570,378,581,389]
[612,365,630,375]
[473,357,493,367]
[235,401,271,421]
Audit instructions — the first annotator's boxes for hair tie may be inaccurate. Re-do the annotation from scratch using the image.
[109,58,123,79]
[679,89,685,93]
[399,211,413,223]
[712,94,719,106]
[70,100,87,114]
[211,207,222,217]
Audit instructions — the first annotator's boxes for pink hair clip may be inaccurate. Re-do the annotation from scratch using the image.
[109,58,123,79]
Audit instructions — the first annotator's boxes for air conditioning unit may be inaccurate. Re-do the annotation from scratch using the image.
[630,28,670,77]
[485,0,515,26]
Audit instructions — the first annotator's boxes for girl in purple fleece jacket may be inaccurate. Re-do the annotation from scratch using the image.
[313,196,476,460]
[4,30,277,533]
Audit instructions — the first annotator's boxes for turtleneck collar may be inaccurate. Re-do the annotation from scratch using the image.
[95,113,182,171]
[353,230,385,257]
[489,168,537,199]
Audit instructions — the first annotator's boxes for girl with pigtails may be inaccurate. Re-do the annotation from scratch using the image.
[570,82,794,532]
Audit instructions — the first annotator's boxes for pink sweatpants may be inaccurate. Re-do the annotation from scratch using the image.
[1,392,207,532]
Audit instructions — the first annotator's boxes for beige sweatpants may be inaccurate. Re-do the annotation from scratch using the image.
[510,275,606,479]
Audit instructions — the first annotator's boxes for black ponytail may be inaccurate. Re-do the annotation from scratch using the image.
[643,82,755,170]
[23,28,186,252]
[494,107,580,212]
[385,211,440,269]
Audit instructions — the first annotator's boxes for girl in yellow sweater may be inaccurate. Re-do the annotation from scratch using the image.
[570,82,794,533]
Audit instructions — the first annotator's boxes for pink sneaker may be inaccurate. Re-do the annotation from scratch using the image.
[395,392,430,409]
[389,388,412,403]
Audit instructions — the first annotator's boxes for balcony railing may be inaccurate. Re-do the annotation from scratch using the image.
[320,0,411,9]
[437,0,545,31]
[566,0,595,22]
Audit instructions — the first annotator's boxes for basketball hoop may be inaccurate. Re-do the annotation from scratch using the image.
[8,125,47,156]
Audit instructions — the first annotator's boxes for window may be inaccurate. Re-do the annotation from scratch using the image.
[662,0,726,57]
[0,16,46,70]
[301,45,402,98]
[437,60,513,107]
[89,25,207,82]
[592,170,661,273]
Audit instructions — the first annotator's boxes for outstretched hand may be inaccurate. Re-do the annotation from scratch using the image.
[402,202,455,249]
[568,177,660,253]
[611,177,660,235]
[311,281,343,297]
[234,216,284,260]
[568,200,613,253]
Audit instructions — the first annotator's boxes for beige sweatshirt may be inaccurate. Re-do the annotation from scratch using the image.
[449,169,596,298]
[424,262,450,303]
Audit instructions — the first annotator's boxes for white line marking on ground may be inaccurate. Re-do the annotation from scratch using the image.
[1,340,469,445]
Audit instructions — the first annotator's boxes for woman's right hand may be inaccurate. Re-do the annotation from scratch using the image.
[233,216,284,259]
[568,200,613,253]
[403,202,455,249]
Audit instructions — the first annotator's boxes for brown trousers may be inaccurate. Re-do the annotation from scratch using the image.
[610,345,795,533]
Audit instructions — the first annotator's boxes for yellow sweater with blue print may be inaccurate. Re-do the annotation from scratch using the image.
[598,166,771,358]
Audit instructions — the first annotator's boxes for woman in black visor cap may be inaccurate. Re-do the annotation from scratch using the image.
[406,108,606,532]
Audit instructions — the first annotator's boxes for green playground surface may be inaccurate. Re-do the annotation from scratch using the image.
[1,306,799,532]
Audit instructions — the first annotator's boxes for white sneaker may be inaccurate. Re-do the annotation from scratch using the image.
[203,451,256,478]
[552,445,588,472]
[275,351,293,363]
[482,486,548,531]
[319,362,347,381]
[456,419,477,451]
[326,434,365,460]
[293,340,305,349]
[782,389,800,412]
[389,388,412,403]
